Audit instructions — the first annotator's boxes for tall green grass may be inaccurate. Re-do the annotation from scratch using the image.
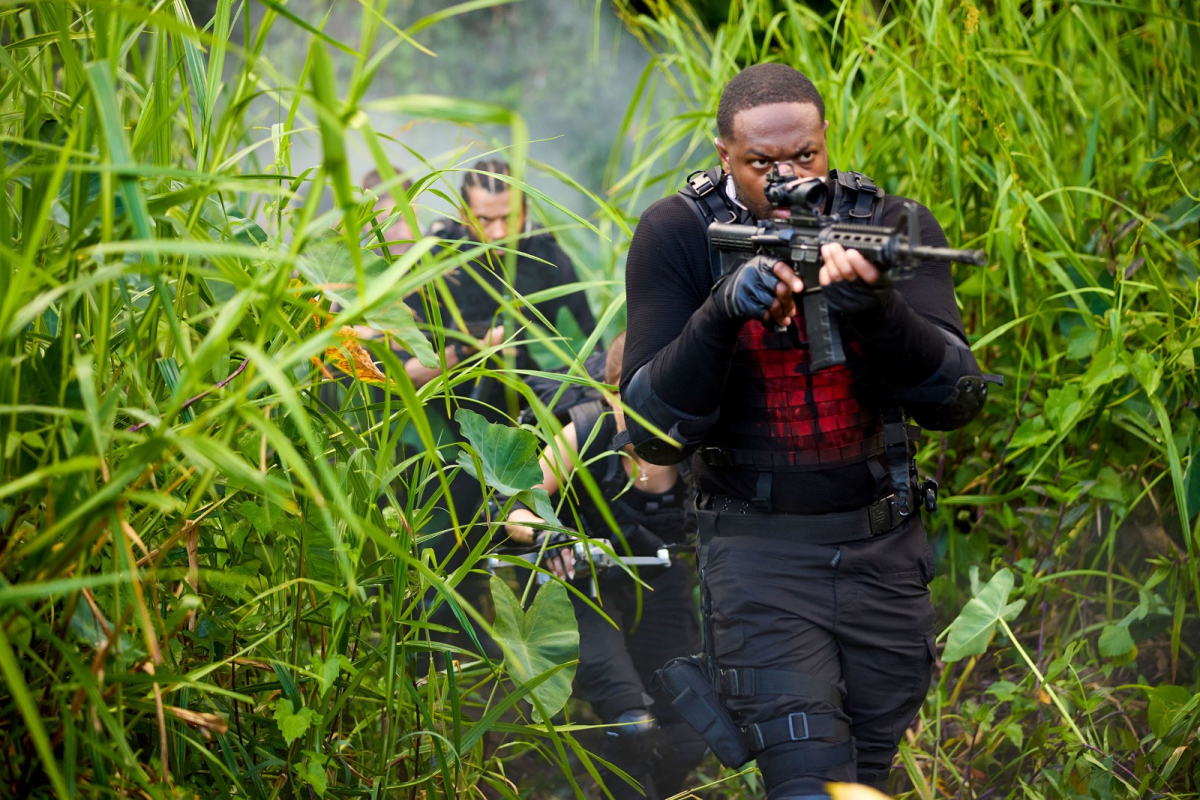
[3,0,1198,797]
[0,1,625,797]
[610,0,1199,796]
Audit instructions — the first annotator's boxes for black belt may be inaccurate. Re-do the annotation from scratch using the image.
[697,493,910,546]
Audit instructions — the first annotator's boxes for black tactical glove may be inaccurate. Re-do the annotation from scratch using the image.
[535,530,576,579]
[822,271,894,315]
[711,255,782,321]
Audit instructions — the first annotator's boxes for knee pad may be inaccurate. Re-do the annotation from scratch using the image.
[758,738,857,794]
[766,775,833,800]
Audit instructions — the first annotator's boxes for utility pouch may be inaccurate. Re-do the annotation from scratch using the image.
[653,655,750,768]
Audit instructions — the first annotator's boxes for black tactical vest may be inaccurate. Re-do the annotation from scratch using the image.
[568,400,695,554]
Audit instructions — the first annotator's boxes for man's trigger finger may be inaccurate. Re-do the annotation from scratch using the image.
[773,261,804,293]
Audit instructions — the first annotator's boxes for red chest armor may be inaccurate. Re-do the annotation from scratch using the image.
[703,315,885,469]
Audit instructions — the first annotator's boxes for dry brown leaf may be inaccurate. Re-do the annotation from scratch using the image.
[325,326,388,385]
[167,706,229,738]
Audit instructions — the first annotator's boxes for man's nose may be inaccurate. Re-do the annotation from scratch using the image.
[485,220,507,241]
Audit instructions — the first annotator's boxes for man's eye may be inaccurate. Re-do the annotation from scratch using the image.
[797,152,815,163]
[751,159,770,169]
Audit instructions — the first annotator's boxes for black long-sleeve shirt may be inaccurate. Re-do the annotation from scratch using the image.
[621,183,971,514]
[418,218,597,335]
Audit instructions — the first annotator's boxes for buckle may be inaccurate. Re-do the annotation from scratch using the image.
[688,171,716,195]
[921,478,939,513]
[747,725,765,751]
[721,669,754,697]
[701,447,733,467]
[787,712,811,741]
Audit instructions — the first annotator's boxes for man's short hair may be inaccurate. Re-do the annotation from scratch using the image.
[605,331,626,388]
[717,64,825,141]
[460,158,526,206]
[362,167,412,197]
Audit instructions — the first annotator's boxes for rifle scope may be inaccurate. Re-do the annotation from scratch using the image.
[764,175,828,211]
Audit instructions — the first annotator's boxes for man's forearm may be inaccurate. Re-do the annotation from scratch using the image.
[404,346,459,389]
[647,295,743,415]
[842,291,949,387]
[844,294,986,430]
[623,296,742,464]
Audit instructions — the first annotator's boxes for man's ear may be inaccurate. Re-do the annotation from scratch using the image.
[714,136,730,171]
[823,119,830,133]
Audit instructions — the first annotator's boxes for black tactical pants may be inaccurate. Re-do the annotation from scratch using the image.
[573,561,706,799]
[702,515,936,797]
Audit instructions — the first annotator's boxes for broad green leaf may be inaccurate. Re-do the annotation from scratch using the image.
[239,501,271,535]
[1080,347,1129,394]
[943,568,1026,662]
[1044,385,1083,432]
[1009,417,1055,450]
[1089,467,1127,506]
[1146,685,1193,738]
[1097,624,1134,658]
[1130,349,1162,397]
[274,699,319,745]
[455,409,544,495]
[311,654,355,696]
[1066,325,1099,360]
[516,487,562,527]
[296,752,328,798]
[489,576,578,721]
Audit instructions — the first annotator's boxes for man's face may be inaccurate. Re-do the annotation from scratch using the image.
[463,186,526,243]
[374,198,414,253]
[714,102,829,221]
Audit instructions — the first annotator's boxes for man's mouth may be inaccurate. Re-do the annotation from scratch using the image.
[771,208,791,220]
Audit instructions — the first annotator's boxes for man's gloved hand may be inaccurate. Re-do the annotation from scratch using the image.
[535,530,576,580]
[822,272,894,314]
[819,242,893,315]
[712,255,789,322]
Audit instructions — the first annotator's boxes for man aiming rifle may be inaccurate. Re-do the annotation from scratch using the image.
[619,64,992,797]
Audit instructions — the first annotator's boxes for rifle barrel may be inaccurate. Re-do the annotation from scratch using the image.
[909,245,988,266]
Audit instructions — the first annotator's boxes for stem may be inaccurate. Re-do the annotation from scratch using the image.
[128,358,250,432]
[997,617,1089,745]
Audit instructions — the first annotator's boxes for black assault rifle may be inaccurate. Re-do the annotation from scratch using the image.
[708,168,987,370]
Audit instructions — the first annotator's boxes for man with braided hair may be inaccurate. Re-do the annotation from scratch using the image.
[422,157,596,351]
[620,64,988,797]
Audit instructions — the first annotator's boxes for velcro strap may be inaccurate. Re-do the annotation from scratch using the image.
[717,669,842,707]
[883,421,908,446]
[611,430,632,451]
[758,739,856,786]
[746,711,851,751]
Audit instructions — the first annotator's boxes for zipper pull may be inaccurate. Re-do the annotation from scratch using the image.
[830,549,841,568]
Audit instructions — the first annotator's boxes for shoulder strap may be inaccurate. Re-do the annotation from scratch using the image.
[568,399,609,459]
[679,167,739,283]
[828,169,886,225]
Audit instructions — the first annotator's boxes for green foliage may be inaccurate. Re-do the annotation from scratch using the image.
[489,577,580,721]
[3,0,1198,797]
[0,1,613,797]
[943,567,1026,663]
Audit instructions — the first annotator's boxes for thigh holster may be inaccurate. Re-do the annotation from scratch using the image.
[653,655,751,768]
